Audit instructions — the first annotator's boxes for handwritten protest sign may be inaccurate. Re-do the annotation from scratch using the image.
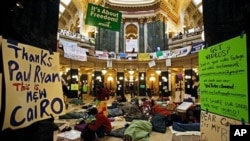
[199,34,249,122]
[200,111,241,141]
[1,39,65,130]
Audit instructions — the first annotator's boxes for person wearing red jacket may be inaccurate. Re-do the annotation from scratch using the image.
[88,107,112,138]
[96,85,110,101]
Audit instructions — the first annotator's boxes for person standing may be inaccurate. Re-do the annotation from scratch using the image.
[146,88,152,99]
[61,78,69,104]
[95,84,110,117]
[95,85,110,101]
[129,83,135,98]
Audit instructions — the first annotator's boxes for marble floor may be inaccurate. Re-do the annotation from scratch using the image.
[54,94,173,141]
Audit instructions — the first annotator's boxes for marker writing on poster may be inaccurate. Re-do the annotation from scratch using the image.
[10,84,64,127]
[7,43,60,83]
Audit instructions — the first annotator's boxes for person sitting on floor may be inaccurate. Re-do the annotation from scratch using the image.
[87,107,112,139]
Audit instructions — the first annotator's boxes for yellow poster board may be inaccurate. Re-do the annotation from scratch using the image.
[1,39,65,130]
[138,53,150,61]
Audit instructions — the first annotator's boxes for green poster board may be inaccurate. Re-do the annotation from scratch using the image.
[70,84,79,91]
[85,3,122,32]
[199,34,249,122]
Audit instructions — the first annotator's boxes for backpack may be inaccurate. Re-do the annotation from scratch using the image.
[150,114,167,133]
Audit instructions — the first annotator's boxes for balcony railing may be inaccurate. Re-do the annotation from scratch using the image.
[58,28,204,61]
[168,29,204,49]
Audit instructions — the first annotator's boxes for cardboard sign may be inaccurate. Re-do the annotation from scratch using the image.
[1,39,65,130]
[199,34,249,122]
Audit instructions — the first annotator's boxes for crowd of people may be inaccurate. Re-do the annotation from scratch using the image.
[59,80,200,141]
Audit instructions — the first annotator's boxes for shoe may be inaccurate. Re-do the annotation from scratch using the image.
[123,135,132,141]
[61,126,72,132]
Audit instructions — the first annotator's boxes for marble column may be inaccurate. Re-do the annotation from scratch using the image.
[139,18,145,53]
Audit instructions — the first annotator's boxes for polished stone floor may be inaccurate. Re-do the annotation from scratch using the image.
[54,94,174,141]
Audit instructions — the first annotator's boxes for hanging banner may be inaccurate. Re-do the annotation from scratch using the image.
[148,60,156,68]
[138,53,150,61]
[156,51,163,58]
[107,60,112,68]
[125,39,138,52]
[1,39,65,130]
[166,59,171,67]
[59,39,87,61]
[95,50,109,60]
[85,3,122,31]
[63,45,87,61]
[191,41,205,53]
[108,52,116,59]
[119,52,126,59]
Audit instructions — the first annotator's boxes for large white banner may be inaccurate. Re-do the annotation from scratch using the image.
[95,50,109,60]
[125,39,138,52]
[59,39,87,61]
[1,39,65,130]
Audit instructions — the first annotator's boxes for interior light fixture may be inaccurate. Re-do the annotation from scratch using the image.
[150,76,155,81]
[102,69,107,75]
[16,2,24,8]
[162,76,168,82]
[96,76,102,81]
[128,70,134,75]
[156,69,161,75]
[150,76,155,89]
[129,76,133,80]
[108,76,113,81]
[140,76,144,80]
[65,67,70,72]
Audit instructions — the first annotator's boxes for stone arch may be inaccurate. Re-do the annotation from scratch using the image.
[184,13,190,27]
[189,20,195,28]
[125,24,138,39]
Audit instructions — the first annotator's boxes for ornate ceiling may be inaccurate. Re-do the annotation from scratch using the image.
[106,0,157,5]
[59,0,203,34]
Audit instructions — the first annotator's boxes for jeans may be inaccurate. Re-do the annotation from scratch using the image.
[172,122,200,132]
